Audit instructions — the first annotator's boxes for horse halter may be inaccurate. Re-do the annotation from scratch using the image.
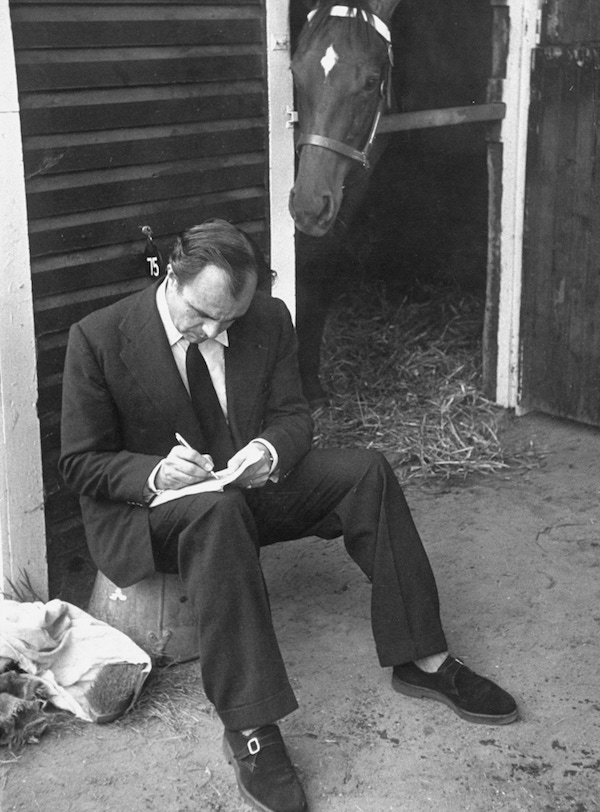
[296,5,394,170]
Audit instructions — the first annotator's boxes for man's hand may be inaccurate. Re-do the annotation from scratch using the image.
[155,445,216,490]
[225,441,273,489]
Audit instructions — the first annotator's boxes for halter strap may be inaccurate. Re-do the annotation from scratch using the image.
[296,106,383,169]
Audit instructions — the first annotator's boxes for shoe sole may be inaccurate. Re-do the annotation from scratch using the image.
[392,674,519,726]
[223,737,282,812]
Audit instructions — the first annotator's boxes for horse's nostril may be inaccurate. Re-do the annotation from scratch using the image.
[318,195,335,225]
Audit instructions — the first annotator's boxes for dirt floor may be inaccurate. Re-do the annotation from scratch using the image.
[2,411,599,812]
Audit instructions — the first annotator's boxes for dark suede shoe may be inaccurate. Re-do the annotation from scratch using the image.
[223,724,308,812]
[392,655,518,725]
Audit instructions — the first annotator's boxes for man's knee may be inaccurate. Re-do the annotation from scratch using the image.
[298,447,393,493]
[361,448,388,468]
[152,489,256,550]
[178,488,250,522]
[177,489,260,563]
[349,448,392,482]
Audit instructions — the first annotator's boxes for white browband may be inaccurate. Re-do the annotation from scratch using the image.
[307,5,392,48]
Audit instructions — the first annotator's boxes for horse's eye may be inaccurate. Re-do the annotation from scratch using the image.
[364,75,380,92]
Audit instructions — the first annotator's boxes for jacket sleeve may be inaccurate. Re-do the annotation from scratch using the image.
[255,298,314,475]
[59,322,162,505]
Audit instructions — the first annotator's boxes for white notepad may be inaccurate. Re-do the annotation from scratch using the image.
[150,444,262,508]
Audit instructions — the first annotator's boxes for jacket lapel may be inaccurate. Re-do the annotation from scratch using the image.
[118,283,205,447]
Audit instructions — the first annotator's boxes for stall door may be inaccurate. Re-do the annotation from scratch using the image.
[520,0,600,425]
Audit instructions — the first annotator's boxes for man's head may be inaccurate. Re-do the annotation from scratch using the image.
[165,220,258,344]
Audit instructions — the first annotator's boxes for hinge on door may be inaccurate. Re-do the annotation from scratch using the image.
[286,106,298,128]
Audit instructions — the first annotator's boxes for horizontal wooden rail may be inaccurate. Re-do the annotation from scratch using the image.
[377,102,506,134]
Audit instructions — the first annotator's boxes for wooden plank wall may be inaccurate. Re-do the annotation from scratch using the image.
[520,0,600,425]
[9,0,268,593]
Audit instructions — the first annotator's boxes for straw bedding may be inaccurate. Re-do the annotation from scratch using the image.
[313,282,537,481]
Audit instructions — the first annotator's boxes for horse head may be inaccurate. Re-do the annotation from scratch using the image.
[290,1,399,237]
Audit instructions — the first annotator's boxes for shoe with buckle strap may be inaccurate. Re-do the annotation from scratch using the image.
[223,724,307,812]
[392,655,518,725]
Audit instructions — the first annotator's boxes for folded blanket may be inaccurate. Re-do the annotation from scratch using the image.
[0,599,152,735]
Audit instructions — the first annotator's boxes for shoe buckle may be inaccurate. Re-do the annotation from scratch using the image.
[247,736,261,756]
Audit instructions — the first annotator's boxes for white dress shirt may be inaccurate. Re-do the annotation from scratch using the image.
[155,277,230,415]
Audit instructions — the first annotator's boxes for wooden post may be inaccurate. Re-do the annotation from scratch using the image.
[0,0,48,601]
[265,0,296,318]
[492,0,542,409]
[484,0,511,398]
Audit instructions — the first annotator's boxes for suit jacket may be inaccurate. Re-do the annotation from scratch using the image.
[59,281,313,587]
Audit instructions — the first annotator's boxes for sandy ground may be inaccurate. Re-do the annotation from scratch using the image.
[2,411,599,812]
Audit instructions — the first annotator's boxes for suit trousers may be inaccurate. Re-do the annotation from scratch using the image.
[148,448,447,731]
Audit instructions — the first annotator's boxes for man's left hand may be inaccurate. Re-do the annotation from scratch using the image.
[225,442,273,489]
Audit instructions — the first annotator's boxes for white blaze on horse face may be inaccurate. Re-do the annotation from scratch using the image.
[320,44,339,80]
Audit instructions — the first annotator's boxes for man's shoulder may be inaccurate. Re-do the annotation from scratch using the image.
[246,290,291,323]
[74,282,157,336]
[229,292,293,348]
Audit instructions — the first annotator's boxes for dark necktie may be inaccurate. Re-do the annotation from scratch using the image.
[185,343,235,469]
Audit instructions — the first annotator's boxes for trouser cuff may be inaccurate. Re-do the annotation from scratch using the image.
[218,685,299,731]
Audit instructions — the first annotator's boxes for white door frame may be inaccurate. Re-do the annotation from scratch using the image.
[265,0,296,317]
[0,0,48,601]
[495,0,543,409]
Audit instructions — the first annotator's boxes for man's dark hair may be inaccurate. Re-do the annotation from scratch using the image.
[168,219,258,297]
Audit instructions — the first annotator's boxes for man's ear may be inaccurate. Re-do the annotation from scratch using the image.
[165,264,178,288]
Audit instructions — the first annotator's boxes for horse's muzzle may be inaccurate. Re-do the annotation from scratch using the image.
[289,187,338,237]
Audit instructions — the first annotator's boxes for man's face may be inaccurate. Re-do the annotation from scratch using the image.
[165,263,257,344]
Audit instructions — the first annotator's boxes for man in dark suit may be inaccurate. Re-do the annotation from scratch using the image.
[60,220,517,812]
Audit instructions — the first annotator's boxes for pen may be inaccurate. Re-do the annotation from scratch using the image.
[175,433,219,479]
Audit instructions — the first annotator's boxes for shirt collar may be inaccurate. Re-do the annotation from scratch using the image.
[156,278,229,348]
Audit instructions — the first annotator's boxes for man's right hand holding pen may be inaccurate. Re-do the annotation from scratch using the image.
[154,433,218,491]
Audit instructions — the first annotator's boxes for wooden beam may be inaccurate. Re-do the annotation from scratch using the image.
[378,103,506,134]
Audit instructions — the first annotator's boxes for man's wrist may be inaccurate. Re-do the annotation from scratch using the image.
[145,460,165,498]
[252,439,277,474]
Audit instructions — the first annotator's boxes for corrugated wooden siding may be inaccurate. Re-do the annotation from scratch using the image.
[9,0,268,590]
